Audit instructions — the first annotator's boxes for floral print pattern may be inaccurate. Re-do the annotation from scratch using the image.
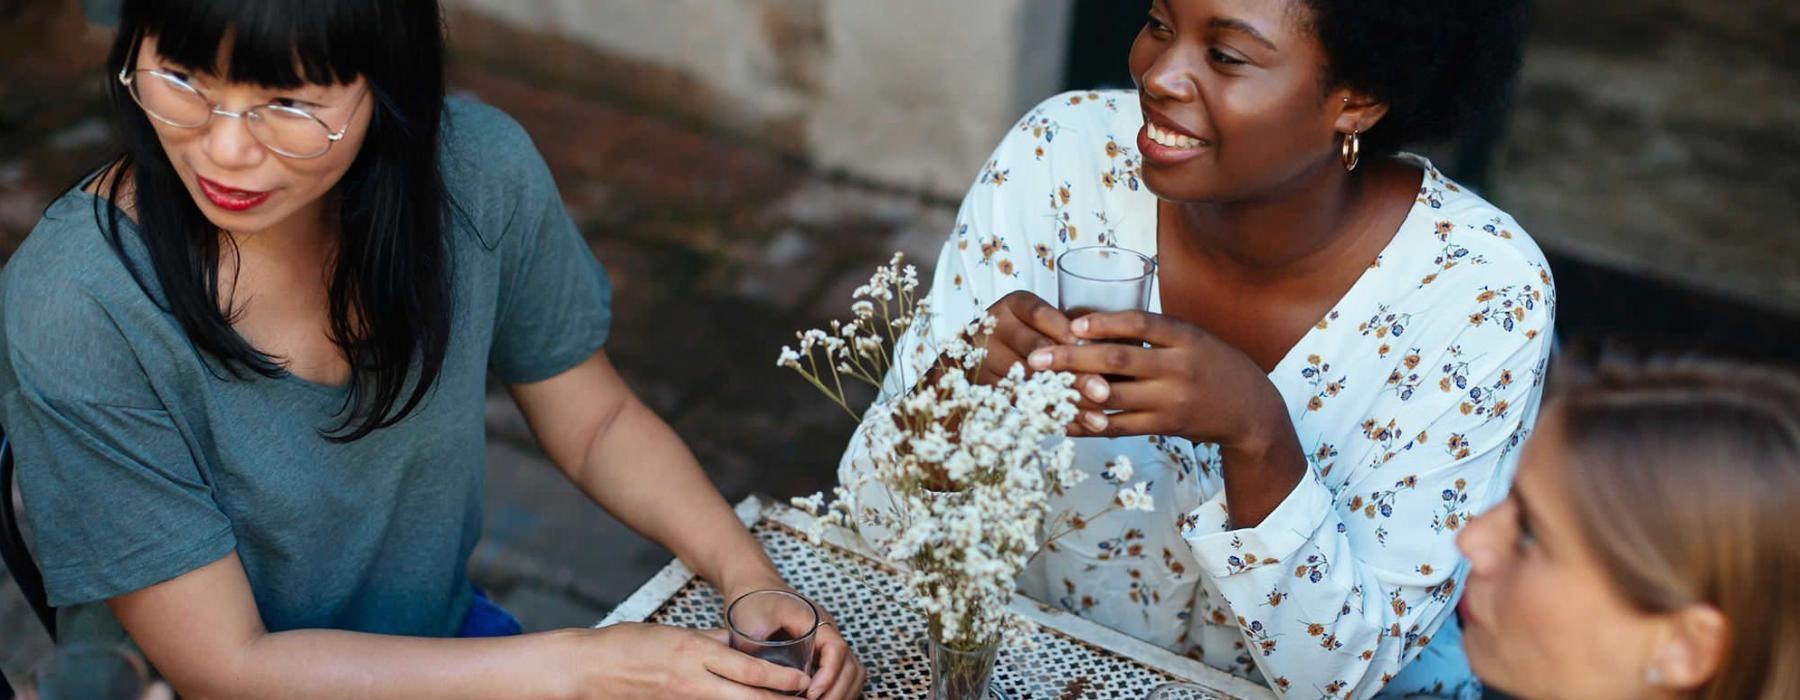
[839,92,1555,698]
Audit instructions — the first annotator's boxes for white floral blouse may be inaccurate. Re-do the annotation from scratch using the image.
[838,91,1556,698]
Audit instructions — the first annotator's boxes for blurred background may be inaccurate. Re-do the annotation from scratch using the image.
[2,0,1796,683]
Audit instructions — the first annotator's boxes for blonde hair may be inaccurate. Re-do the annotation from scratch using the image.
[1553,356,1800,699]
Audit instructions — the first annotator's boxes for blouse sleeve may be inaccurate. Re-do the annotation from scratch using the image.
[1181,273,1554,696]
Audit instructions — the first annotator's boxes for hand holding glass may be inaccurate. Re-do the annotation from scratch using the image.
[726,589,820,695]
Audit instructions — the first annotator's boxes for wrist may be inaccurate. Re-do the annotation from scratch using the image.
[531,629,592,700]
[1214,380,1290,457]
[715,560,787,600]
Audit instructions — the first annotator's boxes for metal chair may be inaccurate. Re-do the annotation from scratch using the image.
[1,426,56,641]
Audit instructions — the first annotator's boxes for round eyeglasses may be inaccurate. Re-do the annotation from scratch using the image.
[118,67,361,159]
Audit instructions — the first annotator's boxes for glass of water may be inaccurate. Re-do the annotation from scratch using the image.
[1056,246,1156,321]
[24,644,151,700]
[726,589,820,695]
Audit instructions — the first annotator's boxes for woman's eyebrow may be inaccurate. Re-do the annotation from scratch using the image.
[1209,17,1278,51]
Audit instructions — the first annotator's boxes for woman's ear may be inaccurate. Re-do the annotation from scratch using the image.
[1330,87,1389,134]
[1652,604,1729,691]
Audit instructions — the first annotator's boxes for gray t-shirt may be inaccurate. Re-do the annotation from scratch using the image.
[0,98,611,643]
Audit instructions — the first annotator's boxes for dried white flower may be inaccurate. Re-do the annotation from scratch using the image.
[778,251,1155,650]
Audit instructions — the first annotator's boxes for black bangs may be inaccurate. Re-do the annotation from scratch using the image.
[123,0,380,88]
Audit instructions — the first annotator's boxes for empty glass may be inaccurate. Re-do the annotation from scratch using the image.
[1056,246,1156,320]
[726,589,820,695]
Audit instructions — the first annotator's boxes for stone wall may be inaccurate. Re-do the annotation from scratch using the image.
[445,0,1075,198]
[1493,0,1799,314]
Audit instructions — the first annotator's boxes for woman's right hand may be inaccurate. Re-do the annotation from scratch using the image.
[560,622,812,699]
[981,291,1111,423]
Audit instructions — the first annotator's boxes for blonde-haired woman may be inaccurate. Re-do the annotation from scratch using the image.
[1458,357,1800,699]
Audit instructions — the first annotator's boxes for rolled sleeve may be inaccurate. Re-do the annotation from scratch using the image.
[1183,467,1337,579]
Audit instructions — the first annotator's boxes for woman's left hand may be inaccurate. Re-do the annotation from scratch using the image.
[1025,310,1281,446]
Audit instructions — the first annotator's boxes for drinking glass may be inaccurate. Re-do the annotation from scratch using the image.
[1056,246,1156,320]
[726,589,820,695]
[24,644,150,700]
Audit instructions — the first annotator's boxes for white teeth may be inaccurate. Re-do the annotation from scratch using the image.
[1148,123,1202,149]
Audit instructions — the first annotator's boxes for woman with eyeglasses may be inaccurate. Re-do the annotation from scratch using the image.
[1457,357,1800,699]
[0,1,863,698]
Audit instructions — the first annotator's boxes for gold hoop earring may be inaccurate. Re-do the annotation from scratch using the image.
[1341,130,1361,172]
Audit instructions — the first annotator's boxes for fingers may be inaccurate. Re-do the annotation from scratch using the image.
[699,676,805,700]
[703,644,812,695]
[999,291,1078,345]
[822,655,867,700]
[1070,311,1199,348]
[1064,409,1167,439]
[806,626,847,699]
[978,343,1028,385]
[1027,342,1156,380]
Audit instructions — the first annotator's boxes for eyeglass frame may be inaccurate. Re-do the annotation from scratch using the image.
[116,66,365,159]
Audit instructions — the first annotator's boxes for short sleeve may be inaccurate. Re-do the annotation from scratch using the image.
[473,109,613,384]
[0,279,234,607]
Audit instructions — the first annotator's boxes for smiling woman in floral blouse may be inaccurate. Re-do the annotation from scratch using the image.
[842,0,1548,696]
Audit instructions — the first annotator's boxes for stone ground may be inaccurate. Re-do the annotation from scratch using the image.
[2,0,1796,689]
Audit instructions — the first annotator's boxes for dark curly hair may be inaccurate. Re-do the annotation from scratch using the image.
[1300,0,1531,157]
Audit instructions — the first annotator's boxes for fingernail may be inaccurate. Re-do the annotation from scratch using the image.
[1028,349,1052,369]
[1072,318,1089,335]
[1085,377,1109,401]
[1083,411,1108,430]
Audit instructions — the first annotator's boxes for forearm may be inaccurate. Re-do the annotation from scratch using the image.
[180,629,574,700]
[1216,385,1308,528]
[574,395,783,594]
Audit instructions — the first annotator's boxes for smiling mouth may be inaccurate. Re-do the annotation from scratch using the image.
[1145,121,1206,149]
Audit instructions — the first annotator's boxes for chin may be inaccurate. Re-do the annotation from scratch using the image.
[190,193,291,231]
[1141,166,1227,204]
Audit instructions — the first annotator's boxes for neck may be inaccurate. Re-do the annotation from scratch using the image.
[1164,156,1379,281]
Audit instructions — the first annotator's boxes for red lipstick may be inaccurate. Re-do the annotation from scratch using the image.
[196,176,273,212]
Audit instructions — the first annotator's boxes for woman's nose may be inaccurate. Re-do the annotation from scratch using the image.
[1139,47,1200,103]
[199,109,269,170]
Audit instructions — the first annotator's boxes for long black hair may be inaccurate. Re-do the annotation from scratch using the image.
[97,0,452,442]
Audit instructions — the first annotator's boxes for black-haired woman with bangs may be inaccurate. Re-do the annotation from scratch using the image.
[0,1,862,697]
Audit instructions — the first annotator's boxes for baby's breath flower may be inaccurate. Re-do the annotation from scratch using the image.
[779,251,1156,650]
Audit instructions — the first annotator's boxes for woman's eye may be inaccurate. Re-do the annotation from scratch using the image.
[1145,14,1171,35]
[271,97,313,110]
[1514,509,1537,551]
[1208,48,1246,66]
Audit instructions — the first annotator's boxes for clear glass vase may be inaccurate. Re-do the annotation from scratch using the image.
[927,635,1000,700]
